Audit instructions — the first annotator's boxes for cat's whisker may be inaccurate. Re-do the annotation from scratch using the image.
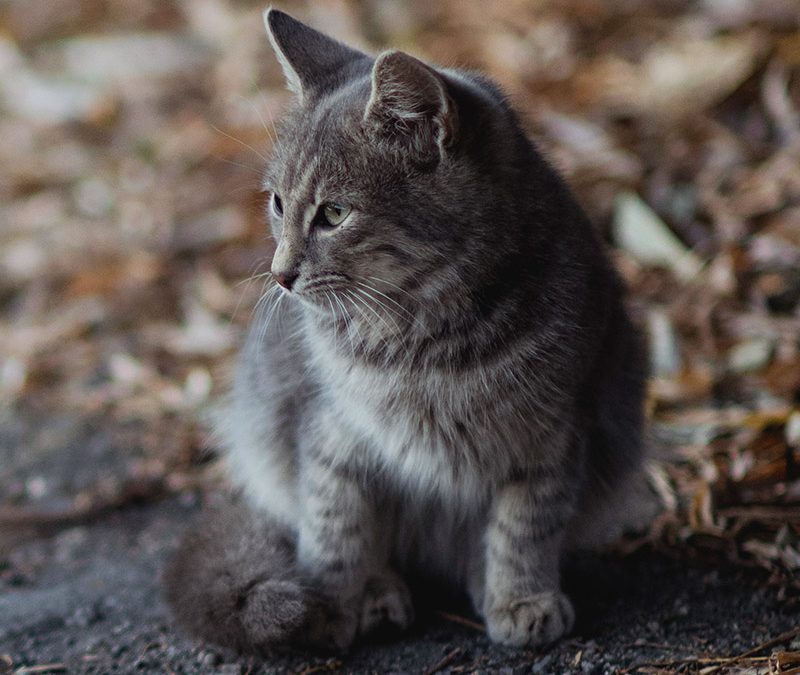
[252,280,280,319]
[366,275,417,302]
[352,285,405,336]
[209,123,269,162]
[235,270,273,289]
[254,87,284,152]
[350,287,411,364]
[254,286,280,329]
[230,262,272,324]
[331,291,358,361]
[217,157,263,177]
[344,290,393,363]
[253,285,284,361]
[322,291,343,354]
[242,93,276,146]
[340,292,366,356]
[354,280,416,323]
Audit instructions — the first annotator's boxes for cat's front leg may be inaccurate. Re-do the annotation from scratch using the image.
[297,444,374,650]
[480,477,576,648]
[297,421,411,649]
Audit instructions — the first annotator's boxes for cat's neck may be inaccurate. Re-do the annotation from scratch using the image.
[298,264,535,372]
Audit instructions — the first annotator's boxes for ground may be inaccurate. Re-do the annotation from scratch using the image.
[1,495,797,675]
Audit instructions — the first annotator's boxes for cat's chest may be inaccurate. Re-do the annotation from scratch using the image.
[316,351,515,500]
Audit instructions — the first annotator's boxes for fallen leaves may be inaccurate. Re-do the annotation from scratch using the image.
[577,32,767,119]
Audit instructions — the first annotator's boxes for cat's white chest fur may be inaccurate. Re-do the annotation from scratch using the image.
[310,337,505,504]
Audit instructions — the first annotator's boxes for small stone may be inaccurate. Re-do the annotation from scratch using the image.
[200,651,220,667]
[786,410,800,447]
[217,664,242,675]
[532,654,553,673]
[648,307,681,376]
[727,337,774,373]
[613,191,702,281]
[68,602,103,628]
[110,642,129,657]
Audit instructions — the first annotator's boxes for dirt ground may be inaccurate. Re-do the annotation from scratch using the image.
[1,410,798,675]
[1,496,797,675]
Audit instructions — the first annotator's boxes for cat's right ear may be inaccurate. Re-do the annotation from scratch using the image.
[364,51,458,165]
[264,8,367,102]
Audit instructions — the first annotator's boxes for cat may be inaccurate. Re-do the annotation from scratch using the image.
[164,7,648,653]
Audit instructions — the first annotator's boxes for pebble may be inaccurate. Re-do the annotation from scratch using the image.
[200,651,220,667]
[68,602,104,628]
[217,664,241,675]
[727,337,774,373]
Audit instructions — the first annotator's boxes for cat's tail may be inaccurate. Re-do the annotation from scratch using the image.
[163,496,319,653]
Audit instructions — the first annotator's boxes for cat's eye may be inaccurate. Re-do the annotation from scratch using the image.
[318,203,351,228]
[271,193,284,217]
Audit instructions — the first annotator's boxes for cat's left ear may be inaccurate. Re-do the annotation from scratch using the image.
[264,8,367,101]
[364,51,458,164]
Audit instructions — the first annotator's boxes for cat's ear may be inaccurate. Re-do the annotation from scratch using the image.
[264,8,366,101]
[364,51,458,163]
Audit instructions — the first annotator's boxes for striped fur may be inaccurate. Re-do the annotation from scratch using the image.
[165,9,647,653]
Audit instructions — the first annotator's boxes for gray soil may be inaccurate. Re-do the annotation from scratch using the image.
[1,411,797,674]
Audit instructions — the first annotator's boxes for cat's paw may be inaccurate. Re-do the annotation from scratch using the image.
[359,569,414,636]
[305,602,359,652]
[484,591,574,648]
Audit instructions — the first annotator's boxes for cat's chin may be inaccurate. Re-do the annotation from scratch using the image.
[294,293,334,313]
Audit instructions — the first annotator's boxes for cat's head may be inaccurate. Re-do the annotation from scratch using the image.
[262,9,524,319]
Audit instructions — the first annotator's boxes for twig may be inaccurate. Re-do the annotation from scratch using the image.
[621,626,800,675]
[436,611,485,632]
[623,640,689,651]
[0,475,180,531]
[716,506,800,522]
[423,647,464,675]
[622,655,773,672]
[13,665,67,674]
[133,641,160,669]
[296,660,342,675]
[701,627,800,674]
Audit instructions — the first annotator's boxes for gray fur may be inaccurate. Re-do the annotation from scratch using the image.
[165,8,647,653]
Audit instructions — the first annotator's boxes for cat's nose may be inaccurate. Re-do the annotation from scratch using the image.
[274,271,298,290]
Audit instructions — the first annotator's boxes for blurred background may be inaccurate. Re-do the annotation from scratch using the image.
[1,0,800,619]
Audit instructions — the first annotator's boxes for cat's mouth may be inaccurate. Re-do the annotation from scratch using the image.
[300,274,351,294]
[288,274,353,312]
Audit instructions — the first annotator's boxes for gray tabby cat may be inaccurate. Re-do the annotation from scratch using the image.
[165,8,647,653]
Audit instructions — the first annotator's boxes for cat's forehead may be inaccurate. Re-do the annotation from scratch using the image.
[268,87,380,197]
